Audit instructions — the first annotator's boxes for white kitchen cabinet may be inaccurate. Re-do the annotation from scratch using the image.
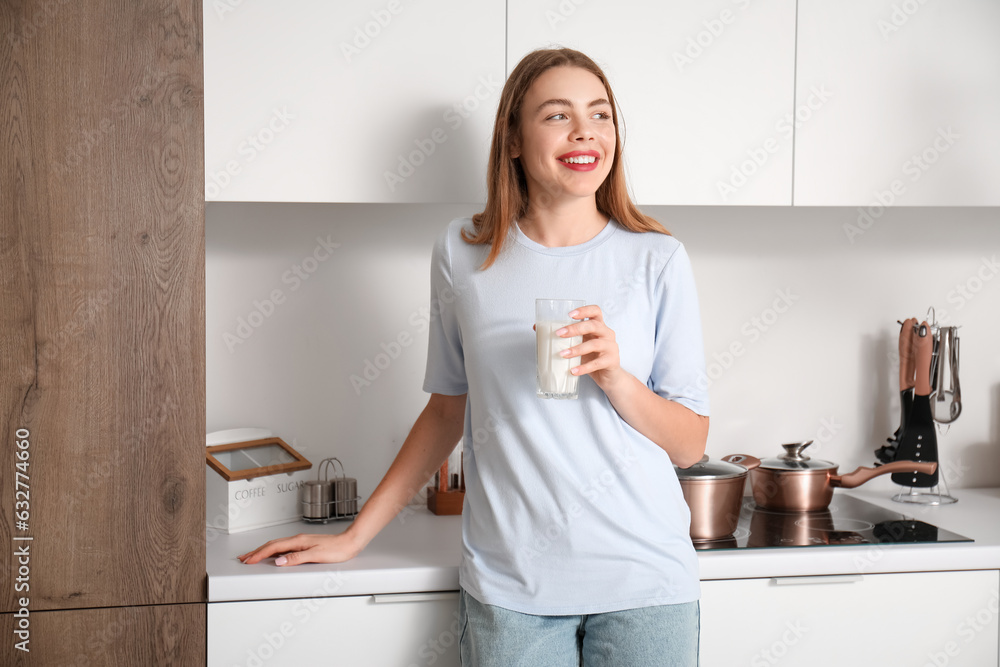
[208,591,461,666]
[506,0,797,205]
[203,1,504,203]
[700,569,1000,666]
[794,0,1000,205]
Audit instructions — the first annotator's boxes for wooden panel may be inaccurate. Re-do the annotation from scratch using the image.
[1,603,205,665]
[0,0,205,611]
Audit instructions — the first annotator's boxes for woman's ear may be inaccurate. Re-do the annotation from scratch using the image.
[509,130,520,159]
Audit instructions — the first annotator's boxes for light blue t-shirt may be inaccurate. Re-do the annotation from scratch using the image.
[422,216,710,615]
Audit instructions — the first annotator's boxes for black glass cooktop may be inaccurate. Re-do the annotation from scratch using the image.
[693,495,973,550]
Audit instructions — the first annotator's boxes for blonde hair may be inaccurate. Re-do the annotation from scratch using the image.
[462,47,669,269]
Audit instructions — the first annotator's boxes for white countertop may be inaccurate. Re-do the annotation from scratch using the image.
[208,487,1000,602]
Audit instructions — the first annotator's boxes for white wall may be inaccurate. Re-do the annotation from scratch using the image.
[206,203,1000,509]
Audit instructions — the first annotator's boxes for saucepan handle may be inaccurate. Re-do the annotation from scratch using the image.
[721,454,761,472]
[832,460,938,488]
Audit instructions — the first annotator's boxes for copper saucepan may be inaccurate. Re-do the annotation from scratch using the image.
[740,441,937,512]
[675,454,760,541]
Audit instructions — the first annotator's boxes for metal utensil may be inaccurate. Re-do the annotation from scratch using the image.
[930,326,962,423]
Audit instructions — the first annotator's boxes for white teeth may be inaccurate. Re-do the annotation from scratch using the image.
[560,155,596,164]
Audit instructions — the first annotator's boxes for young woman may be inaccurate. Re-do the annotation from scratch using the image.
[240,48,710,666]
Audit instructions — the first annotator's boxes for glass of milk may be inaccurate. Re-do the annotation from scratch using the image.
[535,299,586,399]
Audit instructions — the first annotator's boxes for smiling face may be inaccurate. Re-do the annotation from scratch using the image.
[511,66,617,207]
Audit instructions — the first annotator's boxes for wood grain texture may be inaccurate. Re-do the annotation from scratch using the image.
[0,603,205,665]
[0,0,205,612]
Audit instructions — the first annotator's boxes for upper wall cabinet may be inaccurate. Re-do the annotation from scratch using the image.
[203,1,504,202]
[794,0,1000,205]
[507,0,797,205]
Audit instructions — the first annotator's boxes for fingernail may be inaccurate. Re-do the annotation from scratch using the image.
[555,327,567,336]
[568,310,579,317]
[560,350,571,357]
[275,556,287,566]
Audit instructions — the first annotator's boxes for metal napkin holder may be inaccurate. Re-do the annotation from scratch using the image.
[300,457,360,523]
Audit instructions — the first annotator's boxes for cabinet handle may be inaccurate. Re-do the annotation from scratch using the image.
[371,591,460,604]
[771,575,864,586]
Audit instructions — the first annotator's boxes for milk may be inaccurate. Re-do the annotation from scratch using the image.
[536,320,582,399]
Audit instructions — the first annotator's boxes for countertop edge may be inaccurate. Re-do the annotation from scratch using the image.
[207,488,1000,602]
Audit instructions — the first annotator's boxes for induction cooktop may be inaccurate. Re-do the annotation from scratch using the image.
[693,495,973,551]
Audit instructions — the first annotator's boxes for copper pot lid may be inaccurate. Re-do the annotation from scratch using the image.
[759,441,837,472]
[675,455,753,480]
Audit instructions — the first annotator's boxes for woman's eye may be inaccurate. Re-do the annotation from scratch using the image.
[546,111,610,121]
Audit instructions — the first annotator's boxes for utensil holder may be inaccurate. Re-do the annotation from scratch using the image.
[890,308,958,505]
[427,458,464,515]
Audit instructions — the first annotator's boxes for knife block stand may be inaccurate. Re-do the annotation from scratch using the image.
[892,474,957,506]
[427,488,464,515]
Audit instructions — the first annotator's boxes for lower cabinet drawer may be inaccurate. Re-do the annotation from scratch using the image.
[700,569,999,667]
[208,591,461,667]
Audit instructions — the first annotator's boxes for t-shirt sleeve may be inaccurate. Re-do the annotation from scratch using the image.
[648,242,710,416]
[422,226,469,395]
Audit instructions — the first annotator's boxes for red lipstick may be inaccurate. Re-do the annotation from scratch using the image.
[556,150,601,172]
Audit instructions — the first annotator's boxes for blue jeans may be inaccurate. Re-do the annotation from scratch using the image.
[458,587,699,667]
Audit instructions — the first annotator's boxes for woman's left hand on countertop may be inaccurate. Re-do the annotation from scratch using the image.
[238,532,363,566]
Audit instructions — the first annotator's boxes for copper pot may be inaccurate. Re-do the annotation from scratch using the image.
[744,442,937,512]
[675,455,760,541]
